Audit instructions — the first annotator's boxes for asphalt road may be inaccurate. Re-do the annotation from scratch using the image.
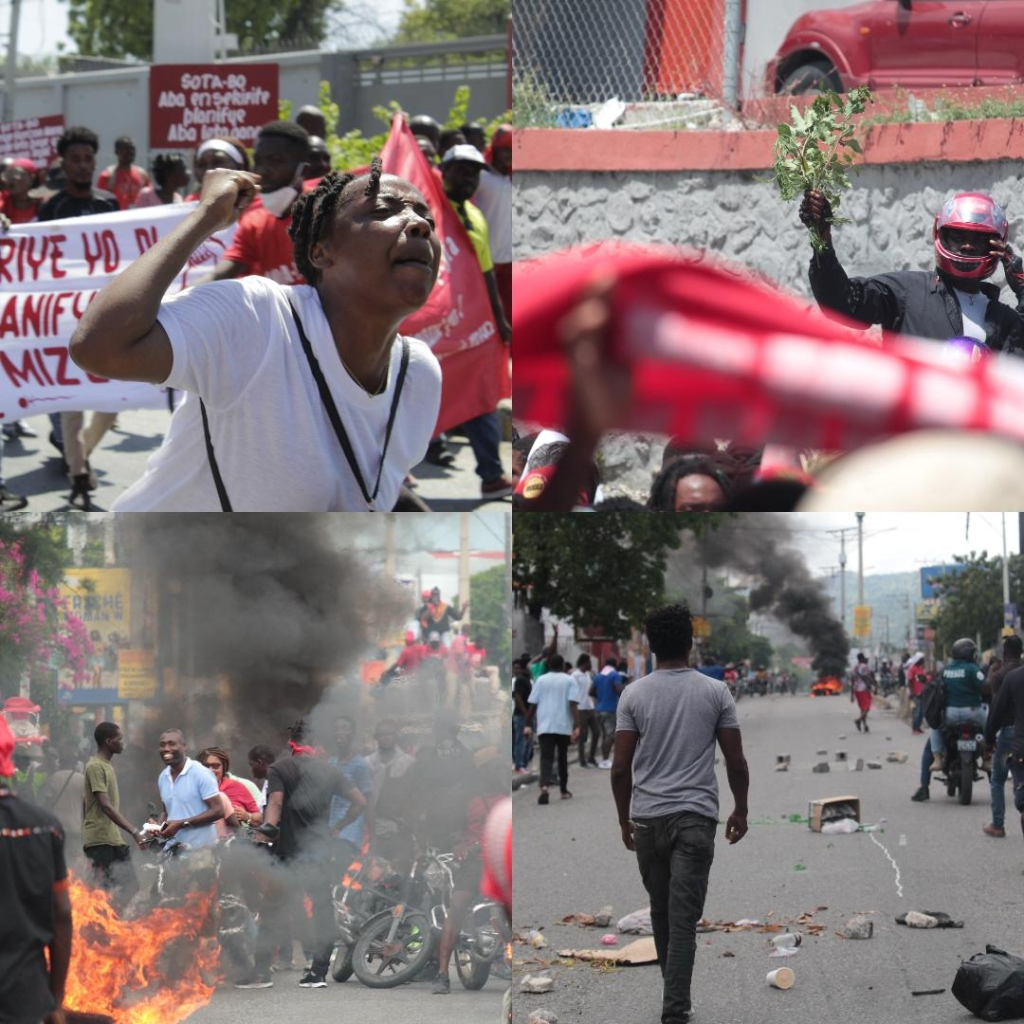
[512,691,1024,1024]
[187,958,506,1023]
[0,410,512,511]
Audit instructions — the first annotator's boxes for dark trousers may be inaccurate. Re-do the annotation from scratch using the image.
[633,811,717,1023]
[256,855,336,977]
[577,709,599,765]
[1011,754,1024,815]
[538,733,570,792]
[512,714,533,770]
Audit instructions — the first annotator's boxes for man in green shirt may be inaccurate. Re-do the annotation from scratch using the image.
[928,638,988,772]
[83,722,144,899]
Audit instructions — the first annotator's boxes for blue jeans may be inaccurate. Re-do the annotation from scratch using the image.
[990,726,1016,828]
[930,705,987,755]
[460,412,503,484]
[911,694,924,731]
[512,715,533,770]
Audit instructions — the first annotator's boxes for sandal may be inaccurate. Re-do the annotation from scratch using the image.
[68,475,93,510]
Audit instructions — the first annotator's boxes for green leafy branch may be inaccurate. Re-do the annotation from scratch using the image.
[773,86,872,252]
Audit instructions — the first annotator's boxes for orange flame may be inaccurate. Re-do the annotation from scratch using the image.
[303,894,314,920]
[63,872,221,1024]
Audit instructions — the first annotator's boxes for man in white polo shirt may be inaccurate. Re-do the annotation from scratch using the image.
[156,728,224,849]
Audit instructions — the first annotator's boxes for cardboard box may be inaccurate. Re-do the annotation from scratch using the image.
[808,795,861,832]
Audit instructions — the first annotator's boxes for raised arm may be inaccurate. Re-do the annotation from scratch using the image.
[69,169,259,383]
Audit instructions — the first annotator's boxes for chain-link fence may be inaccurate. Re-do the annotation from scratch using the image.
[514,0,742,128]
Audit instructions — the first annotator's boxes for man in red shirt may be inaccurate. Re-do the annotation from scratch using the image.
[97,135,150,210]
[212,121,314,285]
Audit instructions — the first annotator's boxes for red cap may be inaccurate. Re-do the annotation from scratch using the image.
[491,125,512,149]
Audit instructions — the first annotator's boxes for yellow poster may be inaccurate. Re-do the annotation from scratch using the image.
[852,605,872,638]
[117,649,157,700]
[692,616,712,639]
[60,568,132,689]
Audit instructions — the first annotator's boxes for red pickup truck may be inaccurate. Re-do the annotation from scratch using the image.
[768,0,1024,93]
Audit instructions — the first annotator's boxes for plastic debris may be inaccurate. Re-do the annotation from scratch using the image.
[769,932,802,950]
[617,907,653,935]
[521,928,549,948]
[766,967,795,989]
[897,911,964,929]
[821,818,859,835]
[735,919,761,927]
[843,916,874,940]
[769,946,800,958]
[600,934,618,946]
[776,754,791,764]
[793,864,807,872]
[953,946,1024,1019]
[529,1011,559,1024]
[899,834,907,847]
[887,751,909,764]
[902,912,939,929]
[520,974,555,994]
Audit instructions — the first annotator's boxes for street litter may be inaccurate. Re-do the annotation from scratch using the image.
[735,919,761,926]
[600,934,618,946]
[769,932,802,949]
[911,989,945,997]
[809,796,861,832]
[528,1011,559,1024]
[953,945,1024,1020]
[821,818,859,835]
[617,908,653,935]
[769,946,800,958]
[812,763,831,773]
[842,916,874,940]
[835,751,847,761]
[897,911,964,929]
[848,759,864,772]
[816,749,828,756]
[722,951,735,957]
[560,913,596,927]
[774,763,789,772]
[594,906,614,927]
[520,974,555,994]
[776,754,791,764]
[766,967,795,990]
[899,835,907,846]
[887,751,910,764]
[793,863,807,871]
[866,760,883,770]
[520,928,549,947]
[557,937,658,966]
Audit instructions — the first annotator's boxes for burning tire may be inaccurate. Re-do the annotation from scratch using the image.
[331,943,355,983]
[351,911,432,988]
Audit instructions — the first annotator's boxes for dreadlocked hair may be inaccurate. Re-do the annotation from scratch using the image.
[289,156,384,286]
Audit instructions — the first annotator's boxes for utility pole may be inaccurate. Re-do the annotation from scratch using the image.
[1002,512,1011,607]
[3,0,21,123]
[827,527,858,632]
[459,512,471,628]
[856,512,865,606]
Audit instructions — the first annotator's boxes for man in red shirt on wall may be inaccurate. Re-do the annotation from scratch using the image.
[97,136,151,210]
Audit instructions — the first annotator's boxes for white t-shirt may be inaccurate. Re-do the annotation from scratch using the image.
[473,169,512,264]
[112,276,441,511]
[572,668,594,711]
[953,288,987,343]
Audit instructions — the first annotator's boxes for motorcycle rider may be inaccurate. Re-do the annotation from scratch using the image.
[800,189,1024,353]
[927,638,988,774]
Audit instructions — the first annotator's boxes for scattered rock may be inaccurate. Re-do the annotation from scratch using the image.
[886,751,909,764]
[816,749,828,757]
[812,762,830,773]
[843,915,874,939]
[838,734,848,740]
[593,906,614,928]
[866,760,883,770]
[520,974,555,994]
[776,754,791,764]
[835,751,847,761]
[774,763,789,772]
[529,1011,559,1024]
[848,758,865,772]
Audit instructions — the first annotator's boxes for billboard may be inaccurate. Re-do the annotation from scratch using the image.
[0,115,65,165]
[852,605,871,638]
[920,563,967,599]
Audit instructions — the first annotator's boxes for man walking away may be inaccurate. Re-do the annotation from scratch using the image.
[611,604,749,1024]
[573,654,599,768]
[592,657,625,766]
[83,722,144,902]
[983,635,1023,837]
[851,653,876,732]
[525,654,579,805]
[511,659,534,773]
[985,652,1024,848]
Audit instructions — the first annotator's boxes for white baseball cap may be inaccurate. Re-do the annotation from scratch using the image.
[441,144,487,167]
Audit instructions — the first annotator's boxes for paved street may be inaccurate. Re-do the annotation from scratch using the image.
[187,962,506,1023]
[1,410,512,511]
[512,692,1024,1024]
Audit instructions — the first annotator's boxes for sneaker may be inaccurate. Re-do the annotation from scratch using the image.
[863,722,869,733]
[234,974,274,989]
[982,824,1006,837]
[588,759,599,767]
[598,759,613,770]
[911,786,930,802]
[298,971,327,988]
[13,422,37,438]
[481,474,514,499]
[929,754,943,773]
[537,790,549,805]
[432,972,451,995]
[855,719,862,732]
[0,487,28,511]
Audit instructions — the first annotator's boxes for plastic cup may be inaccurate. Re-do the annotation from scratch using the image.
[767,967,795,990]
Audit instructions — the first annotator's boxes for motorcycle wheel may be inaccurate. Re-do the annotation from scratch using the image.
[455,945,492,990]
[331,943,354,983]
[351,912,432,989]
[959,758,973,805]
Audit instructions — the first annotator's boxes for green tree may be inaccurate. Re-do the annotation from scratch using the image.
[749,635,774,669]
[513,514,725,641]
[61,0,345,61]
[392,0,510,43]
[468,564,510,671]
[932,552,1024,656]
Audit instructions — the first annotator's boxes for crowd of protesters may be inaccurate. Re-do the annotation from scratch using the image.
[0,104,512,511]
[0,691,509,1020]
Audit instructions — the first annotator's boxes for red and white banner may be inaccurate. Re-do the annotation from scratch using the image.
[0,204,235,422]
[381,117,510,433]
[514,243,1024,451]
[150,64,278,149]
[0,115,65,166]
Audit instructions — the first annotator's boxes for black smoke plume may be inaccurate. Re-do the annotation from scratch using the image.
[696,515,849,677]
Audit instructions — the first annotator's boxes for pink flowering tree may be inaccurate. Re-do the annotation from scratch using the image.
[0,534,93,707]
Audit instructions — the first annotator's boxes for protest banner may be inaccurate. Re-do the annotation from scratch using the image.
[381,117,510,433]
[513,242,1024,451]
[0,115,65,165]
[0,204,235,421]
[150,64,278,148]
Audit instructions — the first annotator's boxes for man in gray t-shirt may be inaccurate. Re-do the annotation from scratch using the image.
[611,604,749,1024]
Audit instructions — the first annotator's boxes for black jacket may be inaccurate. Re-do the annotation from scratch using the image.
[986,663,1024,759]
[808,245,1024,354]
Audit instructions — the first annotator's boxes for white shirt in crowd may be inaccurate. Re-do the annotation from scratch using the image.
[572,667,594,711]
[473,169,512,264]
[112,276,442,511]
[953,288,987,343]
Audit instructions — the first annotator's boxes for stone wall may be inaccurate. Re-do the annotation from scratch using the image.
[514,160,1024,300]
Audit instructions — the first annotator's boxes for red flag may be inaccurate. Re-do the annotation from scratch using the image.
[513,243,1024,452]
[381,116,509,433]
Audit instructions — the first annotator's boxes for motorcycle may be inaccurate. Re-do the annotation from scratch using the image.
[936,720,989,805]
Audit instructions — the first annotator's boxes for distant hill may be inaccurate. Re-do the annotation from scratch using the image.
[820,570,921,654]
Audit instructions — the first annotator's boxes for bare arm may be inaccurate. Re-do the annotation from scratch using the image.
[263,789,284,829]
[211,258,248,281]
[483,268,510,343]
[610,730,639,850]
[159,793,225,837]
[716,727,749,844]
[69,168,259,383]
[95,791,141,843]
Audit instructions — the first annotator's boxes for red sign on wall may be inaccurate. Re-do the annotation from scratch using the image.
[149,64,279,149]
[0,115,65,165]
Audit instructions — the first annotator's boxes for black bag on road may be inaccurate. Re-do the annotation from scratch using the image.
[952,945,1024,1021]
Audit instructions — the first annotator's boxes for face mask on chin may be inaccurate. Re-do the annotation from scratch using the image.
[261,163,307,218]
